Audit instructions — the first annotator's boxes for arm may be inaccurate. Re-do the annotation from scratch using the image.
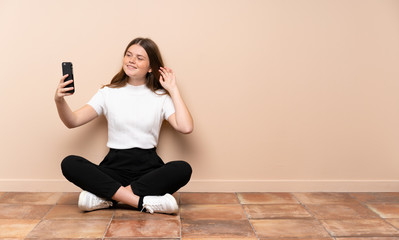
[159,67,193,134]
[55,75,98,128]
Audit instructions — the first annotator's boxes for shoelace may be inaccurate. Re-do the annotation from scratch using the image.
[142,197,167,214]
[142,203,155,214]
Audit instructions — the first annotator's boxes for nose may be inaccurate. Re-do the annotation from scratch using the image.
[129,56,136,63]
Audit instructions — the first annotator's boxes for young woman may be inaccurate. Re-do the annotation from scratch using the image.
[55,38,193,214]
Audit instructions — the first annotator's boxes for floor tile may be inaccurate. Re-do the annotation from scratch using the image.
[0,219,40,238]
[105,219,180,238]
[114,207,179,220]
[294,192,358,204]
[182,219,256,238]
[237,193,298,204]
[258,238,334,240]
[251,219,330,238]
[0,204,52,219]
[320,219,399,237]
[181,204,247,220]
[45,205,114,219]
[385,218,399,228]
[183,238,257,240]
[351,192,399,203]
[305,203,379,219]
[180,193,239,204]
[27,219,109,238]
[57,192,80,205]
[337,238,399,240]
[367,203,399,218]
[4,191,399,239]
[0,192,63,205]
[25,238,101,240]
[243,204,312,219]
[105,238,178,240]
[173,192,180,202]
[258,239,334,240]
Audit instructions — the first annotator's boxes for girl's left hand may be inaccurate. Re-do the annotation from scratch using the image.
[159,67,177,93]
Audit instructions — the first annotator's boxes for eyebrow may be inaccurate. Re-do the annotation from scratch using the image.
[126,51,146,58]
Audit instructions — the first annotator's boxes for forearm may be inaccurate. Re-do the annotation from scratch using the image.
[169,88,193,134]
[158,67,193,133]
[55,75,98,128]
[55,98,78,128]
[55,99,98,129]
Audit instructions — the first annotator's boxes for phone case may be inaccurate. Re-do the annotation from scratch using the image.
[62,62,75,94]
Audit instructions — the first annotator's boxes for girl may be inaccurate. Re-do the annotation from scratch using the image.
[55,38,193,214]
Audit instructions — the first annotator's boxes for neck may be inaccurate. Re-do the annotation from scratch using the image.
[127,77,146,86]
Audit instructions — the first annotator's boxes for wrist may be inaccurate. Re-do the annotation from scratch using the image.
[167,85,179,96]
[55,97,65,104]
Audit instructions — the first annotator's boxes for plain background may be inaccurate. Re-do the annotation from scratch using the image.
[1,0,399,192]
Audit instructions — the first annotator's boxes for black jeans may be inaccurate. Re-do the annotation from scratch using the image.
[61,148,192,199]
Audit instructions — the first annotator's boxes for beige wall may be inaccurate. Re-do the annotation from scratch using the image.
[1,0,399,192]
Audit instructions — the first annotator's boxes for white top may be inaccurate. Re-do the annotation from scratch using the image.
[87,84,175,149]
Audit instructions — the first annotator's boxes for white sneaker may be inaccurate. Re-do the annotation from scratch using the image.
[142,193,178,214]
[78,191,113,211]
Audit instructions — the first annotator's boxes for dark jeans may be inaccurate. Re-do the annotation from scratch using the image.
[61,148,192,199]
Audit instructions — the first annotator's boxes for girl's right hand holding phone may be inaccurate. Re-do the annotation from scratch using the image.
[55,74,74,102]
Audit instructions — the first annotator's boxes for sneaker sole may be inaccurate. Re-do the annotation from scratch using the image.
[165,194,179,214]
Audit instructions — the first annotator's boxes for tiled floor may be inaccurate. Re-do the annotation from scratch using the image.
[1,192,399,239]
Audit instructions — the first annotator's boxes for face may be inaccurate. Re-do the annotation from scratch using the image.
[123,44,152,83]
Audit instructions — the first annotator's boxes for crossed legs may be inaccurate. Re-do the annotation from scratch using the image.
[61,154,192,210]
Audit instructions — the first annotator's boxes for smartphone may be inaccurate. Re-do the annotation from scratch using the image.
[62,62,75,94]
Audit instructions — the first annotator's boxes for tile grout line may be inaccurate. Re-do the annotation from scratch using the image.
[24,216,45,238]
[24,193,60,239]
[178,192,182,240]
[102,209,115,240]
[0,192,9,201]
[235,192,260,240]
[179,208,182,240]
[291,192,334,239]
[350,192,399,234]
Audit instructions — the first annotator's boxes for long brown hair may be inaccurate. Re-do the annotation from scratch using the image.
[104,38,165,93]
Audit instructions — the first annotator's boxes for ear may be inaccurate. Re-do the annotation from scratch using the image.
[148,68,152,73]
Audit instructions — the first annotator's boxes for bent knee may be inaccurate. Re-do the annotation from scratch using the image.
[61,155,76,168]
[61,155,82,176]
[175,160,192,182]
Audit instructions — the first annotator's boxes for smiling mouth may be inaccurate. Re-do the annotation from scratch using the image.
[127,65,137,69]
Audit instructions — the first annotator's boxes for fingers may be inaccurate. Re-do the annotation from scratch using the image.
[159,68,167,81]
[59,75,74,89]
[56,86,74,96]
[60,79,73,88]
[60,74,69,83]
[158,67,179,94]
[55,76,74,100]
[159,67,174,81]
[160,66,173,74]
[60,86,74,93]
